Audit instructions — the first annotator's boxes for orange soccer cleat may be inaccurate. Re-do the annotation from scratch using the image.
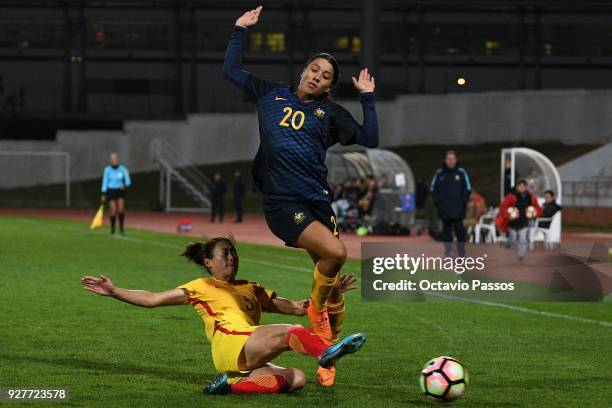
[317,366,336,387]
[306,301,333,345]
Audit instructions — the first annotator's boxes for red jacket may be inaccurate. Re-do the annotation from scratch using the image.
[495,192,543,233]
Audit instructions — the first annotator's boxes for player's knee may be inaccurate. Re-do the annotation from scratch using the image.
[287,368,306,391]
[326,242,347,267]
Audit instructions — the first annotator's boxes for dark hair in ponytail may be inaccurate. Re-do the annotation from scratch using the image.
[181,236,237,275]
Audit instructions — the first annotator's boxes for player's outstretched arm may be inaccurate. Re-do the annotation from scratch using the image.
[266,275,357,316]
[269,297,308,316]
[351,68,376,94]
[332,69,378,148]
[222,6,262,89]
[336,274,358,294]
[235,5,262,29]
[81,275,187,308]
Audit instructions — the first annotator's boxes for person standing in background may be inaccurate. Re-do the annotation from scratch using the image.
[101,153,131,235]
[233,170,245,223]
[210,173,227,223]
[496,179,543,261]
[504,157,520,196]
[430,150,472,258]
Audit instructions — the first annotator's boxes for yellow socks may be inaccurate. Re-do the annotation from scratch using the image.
[327,298,345,344]
[311,267,337,311]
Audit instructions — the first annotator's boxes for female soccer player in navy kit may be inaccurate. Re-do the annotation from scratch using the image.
[101,152,131,235]
[223,6,378,385]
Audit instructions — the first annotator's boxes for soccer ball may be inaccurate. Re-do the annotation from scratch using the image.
[507,206,519,220]
[525,205,537,219]
[420,356,468,402]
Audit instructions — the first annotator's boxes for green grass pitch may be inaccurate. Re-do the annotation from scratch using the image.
[1,216,611,407]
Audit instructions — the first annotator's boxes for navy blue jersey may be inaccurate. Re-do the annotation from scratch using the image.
[430,164,472,220]
[223,26,379,202]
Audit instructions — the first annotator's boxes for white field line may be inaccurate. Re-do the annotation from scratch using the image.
[475,300,612,327]
[7,216,612,328]
[425,291,612,328]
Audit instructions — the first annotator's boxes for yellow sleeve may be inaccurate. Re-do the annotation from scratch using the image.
[177,278,204,298]
[252,282,276,312]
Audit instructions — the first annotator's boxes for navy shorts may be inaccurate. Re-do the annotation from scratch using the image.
[263,198,339,247]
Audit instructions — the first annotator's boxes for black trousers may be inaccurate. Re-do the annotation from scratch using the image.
[234,197,243,221]
[211,198,224,221]
[442,218,466,257]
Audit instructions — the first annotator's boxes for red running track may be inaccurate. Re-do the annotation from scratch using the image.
[1,208,609,259]
[0,209,433,259]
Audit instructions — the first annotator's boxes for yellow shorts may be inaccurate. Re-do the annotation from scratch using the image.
[211,324,259,381]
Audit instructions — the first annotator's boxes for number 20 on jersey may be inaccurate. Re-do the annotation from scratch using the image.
[278,107,305,130]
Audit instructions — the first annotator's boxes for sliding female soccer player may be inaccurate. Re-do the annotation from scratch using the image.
[100,152,131,235]
[222,6,378,384]
[81,237,362,395]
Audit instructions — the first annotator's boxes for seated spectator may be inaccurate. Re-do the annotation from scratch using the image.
[332,183,343,201]
[465,189,486,228]
[331,175,380,232]
[342,178,359,205]
[540,190,562,228]
[355,177,366,202]
[358,176,378,217]
[377,174,389,190]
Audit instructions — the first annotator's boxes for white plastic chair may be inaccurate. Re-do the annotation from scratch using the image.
[529,211,562,250]
[474,208,502,244]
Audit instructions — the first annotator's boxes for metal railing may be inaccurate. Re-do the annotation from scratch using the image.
[562,180,612,208]
[150,139,211,212]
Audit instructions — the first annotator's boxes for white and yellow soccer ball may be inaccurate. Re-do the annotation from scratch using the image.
[420,356,468,402]
[525,205,538,219]
[507,206,520,220]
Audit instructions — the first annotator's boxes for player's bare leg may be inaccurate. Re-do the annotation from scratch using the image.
[240,323,355,370]
[240,324,294,369]
[297,221,347,342]
[206,323,365,395]
[241,324,362,373]
[108,200,117,234]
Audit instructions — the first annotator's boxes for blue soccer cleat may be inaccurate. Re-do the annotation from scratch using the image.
[318,332,366,369]
[204,373,231,395]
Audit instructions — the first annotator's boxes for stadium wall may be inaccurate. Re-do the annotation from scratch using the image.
[1,89,611,188]
[341,89,612,146]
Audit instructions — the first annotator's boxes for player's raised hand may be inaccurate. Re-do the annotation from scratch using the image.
[81,274,115,296]
[235,5,263,28]
[352,68,375,93]
[338,274,358,293]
